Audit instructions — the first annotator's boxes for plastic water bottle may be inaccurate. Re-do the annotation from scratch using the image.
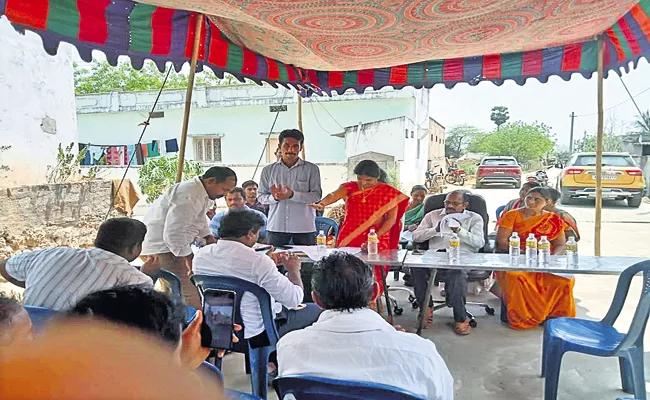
[525,233,538,267]
[367,229,378,255]
[538,236,551,267]
[566,236,578,266]
[508,232,520,265]
[316,230,327,254]
[448,232,461,263]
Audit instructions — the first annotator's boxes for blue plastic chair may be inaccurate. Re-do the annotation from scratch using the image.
[541,260,650,400]
[199,361,263,399]
[272,375,426,400]
[25,306,57,330]
[495,204,506,221]
[191,274,279,399]
[150,268,197,324]
[315,217,339,240]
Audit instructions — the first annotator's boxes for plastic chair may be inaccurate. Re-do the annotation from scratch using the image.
[541,260,650,400]
[150,268,197,324]
[191,274,279,399]
[272,375,426,400]
[495,204,506,221]
[315,217,339,240]
[199,361,263,400]
[24,306,57,330]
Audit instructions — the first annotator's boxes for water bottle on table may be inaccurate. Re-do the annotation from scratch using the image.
[525,234,537,267]
[367,229,378,255]
[566,236,578,266]
[316,230,327,254]
[448,232,460,263]
[508,232,520,265]
[538,236,551,267]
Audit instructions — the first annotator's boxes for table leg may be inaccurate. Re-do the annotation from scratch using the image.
[379,266,393,324]
[416,269,437,336]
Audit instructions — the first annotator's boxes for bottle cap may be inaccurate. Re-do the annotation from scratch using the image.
[319,230,324,235]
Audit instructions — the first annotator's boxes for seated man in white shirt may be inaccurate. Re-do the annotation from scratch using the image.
[277,252,454,400]
[412,190,485,336]
[193,209,322,349]
[0,218,153,310]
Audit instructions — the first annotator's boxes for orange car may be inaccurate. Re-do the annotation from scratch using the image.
[556,152,646,208]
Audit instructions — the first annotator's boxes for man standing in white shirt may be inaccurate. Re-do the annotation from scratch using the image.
[277,252,454,400]
[193,209,321,347]
[141,166,237,308]
[258,129,322,247]
[0,218,153,310]
[412,190,485,335]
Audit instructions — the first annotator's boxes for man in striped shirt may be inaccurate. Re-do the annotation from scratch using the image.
[0,218,153,311]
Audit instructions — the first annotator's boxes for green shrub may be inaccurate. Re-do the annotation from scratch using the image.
[138,156,203,203]
[458,162,477,175]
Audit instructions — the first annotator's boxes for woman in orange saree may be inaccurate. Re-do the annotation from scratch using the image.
[309,160,409,291]
[495,187,575,330]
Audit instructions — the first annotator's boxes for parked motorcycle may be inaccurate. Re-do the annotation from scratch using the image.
[526,170,549,186]
[425,166,442,192]
[444,163,466,186]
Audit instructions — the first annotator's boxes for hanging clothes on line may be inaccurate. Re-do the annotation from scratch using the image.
[165,138,179,153]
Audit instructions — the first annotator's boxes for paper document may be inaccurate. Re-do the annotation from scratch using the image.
[289,246,361,261]
[400,230,413,242]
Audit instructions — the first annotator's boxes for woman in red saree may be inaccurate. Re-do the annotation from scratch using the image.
[310,160,409,292]
[495,187,575,330]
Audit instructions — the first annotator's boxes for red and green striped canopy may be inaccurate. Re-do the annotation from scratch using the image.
[1,0,650,94]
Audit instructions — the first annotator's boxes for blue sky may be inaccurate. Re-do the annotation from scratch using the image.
[429,59,650,149]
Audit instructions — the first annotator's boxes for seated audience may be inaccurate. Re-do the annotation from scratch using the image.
[499,181,541,220]
[277,252,454,400]
[546,188,580,241]
[0,292,32,347]
[242,180,269,216]
[210,187,268,241]
[0,218,152,310]
[412,190,485,335]
[69,286,236,371]
[194,209,322,347]
[0,319,222,400]
[403,185,428,232]
[496,187,575,330]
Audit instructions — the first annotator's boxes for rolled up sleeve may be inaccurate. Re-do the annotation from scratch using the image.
[255,258,303,309]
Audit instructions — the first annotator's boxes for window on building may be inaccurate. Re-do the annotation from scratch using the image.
[405,129,409,139]
[417,139,421,159]
[431,134,433,141]
[643,145,650,156]
[193,136,222,162]
[266,137,280,162]
[410,130,414,138]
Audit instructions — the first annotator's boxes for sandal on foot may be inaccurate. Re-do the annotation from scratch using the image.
[454,321,472,336]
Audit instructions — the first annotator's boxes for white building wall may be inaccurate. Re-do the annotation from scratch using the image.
[344,118,406,161]
[0,18,77,188]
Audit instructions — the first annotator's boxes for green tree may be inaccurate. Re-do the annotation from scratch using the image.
[490,106,510,130]
[469,121,554,163]
[574,134,622,152]
[138,156,203,203]
[74,60,241,95]
[444,124,483,158]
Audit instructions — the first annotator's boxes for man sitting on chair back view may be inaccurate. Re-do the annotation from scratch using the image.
[412,190,485,335]
[277,252,454,400]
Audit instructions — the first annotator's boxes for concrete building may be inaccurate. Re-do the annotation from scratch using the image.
[622,133,650,195]
[0,18,77,188]
[76,84,442,192]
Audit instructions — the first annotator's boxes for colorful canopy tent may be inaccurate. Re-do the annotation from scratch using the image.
[2,0,650,255]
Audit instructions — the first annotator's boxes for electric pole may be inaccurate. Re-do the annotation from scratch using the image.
[569,111,575,153]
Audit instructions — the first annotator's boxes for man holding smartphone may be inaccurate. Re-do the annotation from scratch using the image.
[193,209,322,346]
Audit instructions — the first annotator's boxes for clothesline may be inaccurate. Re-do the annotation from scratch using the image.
[79,139,179,166]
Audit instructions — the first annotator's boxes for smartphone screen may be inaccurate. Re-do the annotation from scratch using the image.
[200,289,235,349]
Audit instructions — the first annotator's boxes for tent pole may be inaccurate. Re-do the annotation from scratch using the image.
[298,92,306,160]
[594,35,605,256]
[176,14,204,183]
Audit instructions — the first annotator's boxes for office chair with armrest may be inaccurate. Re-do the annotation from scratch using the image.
[273,375,426,400]
[412,192,496,327]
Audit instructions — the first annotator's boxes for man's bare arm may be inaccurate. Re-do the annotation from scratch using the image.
[0,259,25,288]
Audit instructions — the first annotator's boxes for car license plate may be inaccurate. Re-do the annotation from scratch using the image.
[592,175,617,180]
[494,171,504,174]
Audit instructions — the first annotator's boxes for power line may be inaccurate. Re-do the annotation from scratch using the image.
[251,88,291,178]
[309,100,334,135]
[574,84,650,117]
[313,96,345,130]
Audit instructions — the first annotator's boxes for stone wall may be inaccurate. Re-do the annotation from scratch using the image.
[0,180,119,258]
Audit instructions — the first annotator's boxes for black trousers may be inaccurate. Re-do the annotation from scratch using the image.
[412,268,469,323]
[267,231,316,247]
[248,303,322,348]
